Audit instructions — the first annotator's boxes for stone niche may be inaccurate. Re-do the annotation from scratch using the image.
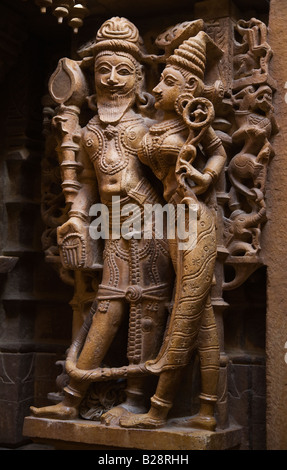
[0,0,285,451]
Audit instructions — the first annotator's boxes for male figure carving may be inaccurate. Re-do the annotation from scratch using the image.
[31,17,172,423]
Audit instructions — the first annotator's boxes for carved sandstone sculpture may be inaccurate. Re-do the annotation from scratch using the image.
[28,15,276,437]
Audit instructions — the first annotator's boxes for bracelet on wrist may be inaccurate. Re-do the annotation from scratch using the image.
[203,167,217,182]
[68,210,88,221]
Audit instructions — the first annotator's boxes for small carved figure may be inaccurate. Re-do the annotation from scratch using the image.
[222,17,277,291]
[233,18,273,82]
[225,84,275,256]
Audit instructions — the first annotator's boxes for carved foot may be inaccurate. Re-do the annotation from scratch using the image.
[101,405,129,426]
[119,412,166,429]
[30,403,78,420]
[101,402,147,426]
[172,413,216,431]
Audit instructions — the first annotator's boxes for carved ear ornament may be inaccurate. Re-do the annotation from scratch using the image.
[86,93,97,112]
[174,93,194,116]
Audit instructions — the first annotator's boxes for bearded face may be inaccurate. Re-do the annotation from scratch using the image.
[94,52,141,124]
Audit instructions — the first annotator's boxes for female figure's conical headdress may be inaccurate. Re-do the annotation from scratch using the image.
[167,30,222,81]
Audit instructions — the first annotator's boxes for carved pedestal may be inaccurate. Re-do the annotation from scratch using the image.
[23,416,242,450]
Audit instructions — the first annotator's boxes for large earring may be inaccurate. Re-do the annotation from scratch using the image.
[86,93,97,112]
[136,91,155,117]
[174,92,193,116]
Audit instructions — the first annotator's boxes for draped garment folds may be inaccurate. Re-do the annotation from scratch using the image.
[139,118,217,374]
[145,200,217,373]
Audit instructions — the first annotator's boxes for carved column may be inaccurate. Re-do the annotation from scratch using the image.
[264,0,287,450]
[195,1,276,446]
[194,0,240,430]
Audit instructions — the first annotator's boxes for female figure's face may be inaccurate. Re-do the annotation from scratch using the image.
[153,66,186,113]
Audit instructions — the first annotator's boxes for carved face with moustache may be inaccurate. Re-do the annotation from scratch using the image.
[94,51,143,124]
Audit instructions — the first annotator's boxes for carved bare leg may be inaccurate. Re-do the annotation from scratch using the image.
[180,395,217,431]
[120,369,182,428]
[30,300,126,419]
[101,377,148,425]
[103,298,169,426]
[178,298,219,431]
[30,386,83,420]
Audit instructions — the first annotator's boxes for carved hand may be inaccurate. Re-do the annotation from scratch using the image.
[57,217,87,269]
[57,217,85,243]
[177,156,212,194]
[192,171,213,195]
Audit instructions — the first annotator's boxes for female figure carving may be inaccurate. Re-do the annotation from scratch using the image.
[120,30,227,430]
